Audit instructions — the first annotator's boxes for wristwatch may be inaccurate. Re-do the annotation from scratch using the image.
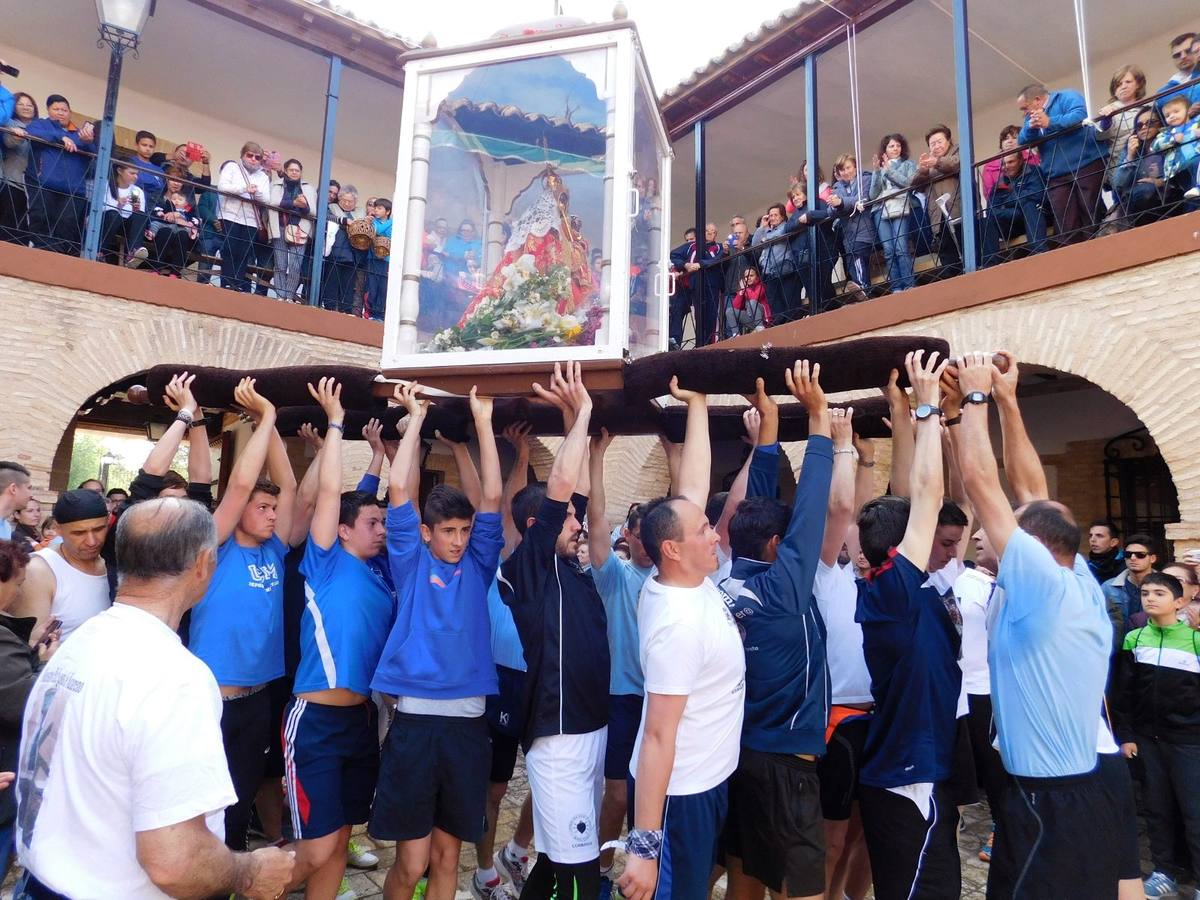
[963,391,990,406]
[914,404,940,421]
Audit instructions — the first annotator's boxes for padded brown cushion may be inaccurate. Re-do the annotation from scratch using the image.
[623,336,951,402]
[658,396,891,443]
[145,365,384,412]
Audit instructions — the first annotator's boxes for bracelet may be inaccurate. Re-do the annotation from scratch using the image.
[860,460,876,468]
[189,417,207,429]
[833,449,857,456]
[174,410,193,425]
[626,828,664,861]
[944,415,963,427]
[327,422,345,433]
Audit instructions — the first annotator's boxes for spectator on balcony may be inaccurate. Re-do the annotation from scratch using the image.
[786,184,836,313]
[267,158,316,302]
[828,154,875,296]
[1149,96,1200,193]
[1,92,38,245]
[1155,33,1200,114]
[151,142,213,209]
[25,95,96,256]
[668,226,696,347]
[1017,82,1107,245]
[752,204,805,323]
[321,183,365,315]
[216,141,271,293]
[0,69,11,124]
[98,160,146,266]
[1095,66,1147,189]
[725,263,772,335]
[981,126,1041,201]
[365,197,392,322]
[981,150,1048,266]
[1112,107,1173,226]
[911,125,962,276]
[148,167,200,279]
[131,130,165,205]
[443,219,482,281]
[869,133,918,292]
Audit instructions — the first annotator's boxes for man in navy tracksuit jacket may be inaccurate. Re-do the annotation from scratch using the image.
[718,370,834,900]
[26,95,97,255]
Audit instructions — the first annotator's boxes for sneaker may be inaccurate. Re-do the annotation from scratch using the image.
[979,827,993,863]
[346,837,379,870]
[1184,186,1200,199]
[336,876,358,900]
[413,877,428,900]
[471,873,518,900]
[125,247,149,268]
[497,847,529,895]
[1143,871,1179,898]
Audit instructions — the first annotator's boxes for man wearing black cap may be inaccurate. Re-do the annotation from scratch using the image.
[12,489,111,642]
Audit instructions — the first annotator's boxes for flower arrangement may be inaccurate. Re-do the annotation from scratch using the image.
[427,253,604,353]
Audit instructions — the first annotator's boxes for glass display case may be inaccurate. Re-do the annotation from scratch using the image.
[381,20,672,376]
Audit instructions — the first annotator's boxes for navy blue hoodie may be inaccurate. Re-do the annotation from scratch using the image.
[718,436,834,756]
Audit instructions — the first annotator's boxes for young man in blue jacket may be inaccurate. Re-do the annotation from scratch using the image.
[499,362,610,900]
[719,365,836,900]
[1017,82,1107,245]
[25,94,96,255]
[853,350,960,900]
[370,380,504,900]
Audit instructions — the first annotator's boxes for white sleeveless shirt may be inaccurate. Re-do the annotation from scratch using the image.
[34,547,110,641]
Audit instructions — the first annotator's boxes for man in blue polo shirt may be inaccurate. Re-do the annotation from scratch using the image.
[370,381,504,900]
[281,377,395,898]
[954,352,1116,899]
[719,362,834,900]
[187,377,297,853]
[853,350,961,900]
[587,429,655,897]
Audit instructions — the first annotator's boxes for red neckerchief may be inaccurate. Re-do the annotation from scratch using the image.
[865,546,900,582]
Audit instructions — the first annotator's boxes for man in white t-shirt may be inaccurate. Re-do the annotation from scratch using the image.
[14,498,294,900]
[620,381,745,900]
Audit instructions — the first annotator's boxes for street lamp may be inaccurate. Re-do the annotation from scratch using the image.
[81,0,154,261]
[99,451,118,487]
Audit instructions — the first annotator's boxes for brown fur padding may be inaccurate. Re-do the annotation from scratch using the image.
[622,336,951,402]
[658,396,891,443]
[145,364,384,412]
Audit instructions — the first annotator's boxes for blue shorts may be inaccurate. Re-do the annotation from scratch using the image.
[629,778,729,900]
[605,693,643,780]
[283,699,379,840]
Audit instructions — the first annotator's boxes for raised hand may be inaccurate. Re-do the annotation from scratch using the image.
[784,359,825,412]
[306,377,344,424]
[362,418,384,452]
[743,376,777,417]
[233,377,274,423]
[852,430,875,462]
[432,429,459,449]
[882,367,907,410]
[163,371,199,416]
[830,406,854,448]
[391,381,427,419]
[532,362,574,426]
[990,349,1019,403]
[502,421,532,450]
[298,422,324,451]
[469,385,494,422]
[667,375,705,405]
[742,407,761,446]
[904,349,947,407]
[590,426,615,456]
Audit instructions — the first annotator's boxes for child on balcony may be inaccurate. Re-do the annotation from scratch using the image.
[1150,96,1200,194]
[365,198,392,322]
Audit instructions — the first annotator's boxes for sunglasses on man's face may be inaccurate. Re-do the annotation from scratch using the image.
[245,153,263,161]
[1127,550,1151,559]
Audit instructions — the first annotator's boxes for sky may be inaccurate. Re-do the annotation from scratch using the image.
[331,0,801,95]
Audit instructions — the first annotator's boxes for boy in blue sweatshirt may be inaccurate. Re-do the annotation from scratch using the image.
[370,381,504,900]
[718,367,834,900]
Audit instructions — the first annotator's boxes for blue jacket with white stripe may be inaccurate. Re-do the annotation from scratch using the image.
[718,435,834,756]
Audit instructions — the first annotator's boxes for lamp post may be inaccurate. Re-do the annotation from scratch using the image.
[81,0,154,261]
[99,451,118,488]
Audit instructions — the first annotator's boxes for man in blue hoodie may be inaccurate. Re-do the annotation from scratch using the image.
[1017,82,1107,245]
[853,349,960,900]
[719,365,835,900]
[369,380,504,900]
[26,95,96,255]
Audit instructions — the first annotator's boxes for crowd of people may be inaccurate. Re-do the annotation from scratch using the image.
[0,352,1192,900]
[669,33,1200,346]
[0,77,393,319]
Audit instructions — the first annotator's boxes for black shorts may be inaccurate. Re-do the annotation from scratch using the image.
[489,728,520,785]
[370,712,491,843]
[486,666,526,785]
[264,677,292,779]
[724,749,825,897]
[818,714,870,821]
[989,763,1121,900]
[945,715,979,808]
[859,782,960,900]
[1096,752,1141,881]
[604,694,643,780]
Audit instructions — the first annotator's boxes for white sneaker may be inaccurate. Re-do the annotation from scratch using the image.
[496,846,530,895]
[125,246,149,268]
[336,876,358,900]
[1184,186,1200,199]
[471,872,517,900]
[346,837,379,870]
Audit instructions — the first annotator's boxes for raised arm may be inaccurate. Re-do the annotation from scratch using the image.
[144,372,198,477]
[212,379,277,543]
[388,383,429,508]
[588,428,616,570]
[533,363,593,502]
[821,407,857,566]
[992,350,1048,503]
[286,424,323,548]
[470,386,501,513]
[657,434,682,495]
[667,377,710,509]
[435,430,481,509]
[187,419,213,493]
[882,368,914,497]
[745,378,781,501]
[895,351,949,566]
[715,408,760,556]
[500,422,531,557]
[264,426,298,545]
[306,378,345,550]
[955,353,1019,559]
[362,418,385,482]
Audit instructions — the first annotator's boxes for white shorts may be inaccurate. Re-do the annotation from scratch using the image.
[525,727,607,863]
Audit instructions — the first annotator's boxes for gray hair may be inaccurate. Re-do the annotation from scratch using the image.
[116,498,217,583]
[340,184,359,198]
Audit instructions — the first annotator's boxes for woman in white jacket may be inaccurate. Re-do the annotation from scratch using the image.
[267,158,317,301]
[216,141,271,293]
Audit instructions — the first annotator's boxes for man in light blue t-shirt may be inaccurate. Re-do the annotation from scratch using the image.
[587,431,656,890]
[186,377,297,853]
[0,462,33,542]
[955,352,1118,900]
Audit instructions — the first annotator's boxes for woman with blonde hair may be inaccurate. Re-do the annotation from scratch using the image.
[1097,65,1148,188]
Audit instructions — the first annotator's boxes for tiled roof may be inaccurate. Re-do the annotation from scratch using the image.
[297,0,419,47]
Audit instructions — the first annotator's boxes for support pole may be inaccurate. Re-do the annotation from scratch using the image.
[81,45,125,261]
[804,53,821,311]
[951,0,978,272]
[309,54,343,307]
